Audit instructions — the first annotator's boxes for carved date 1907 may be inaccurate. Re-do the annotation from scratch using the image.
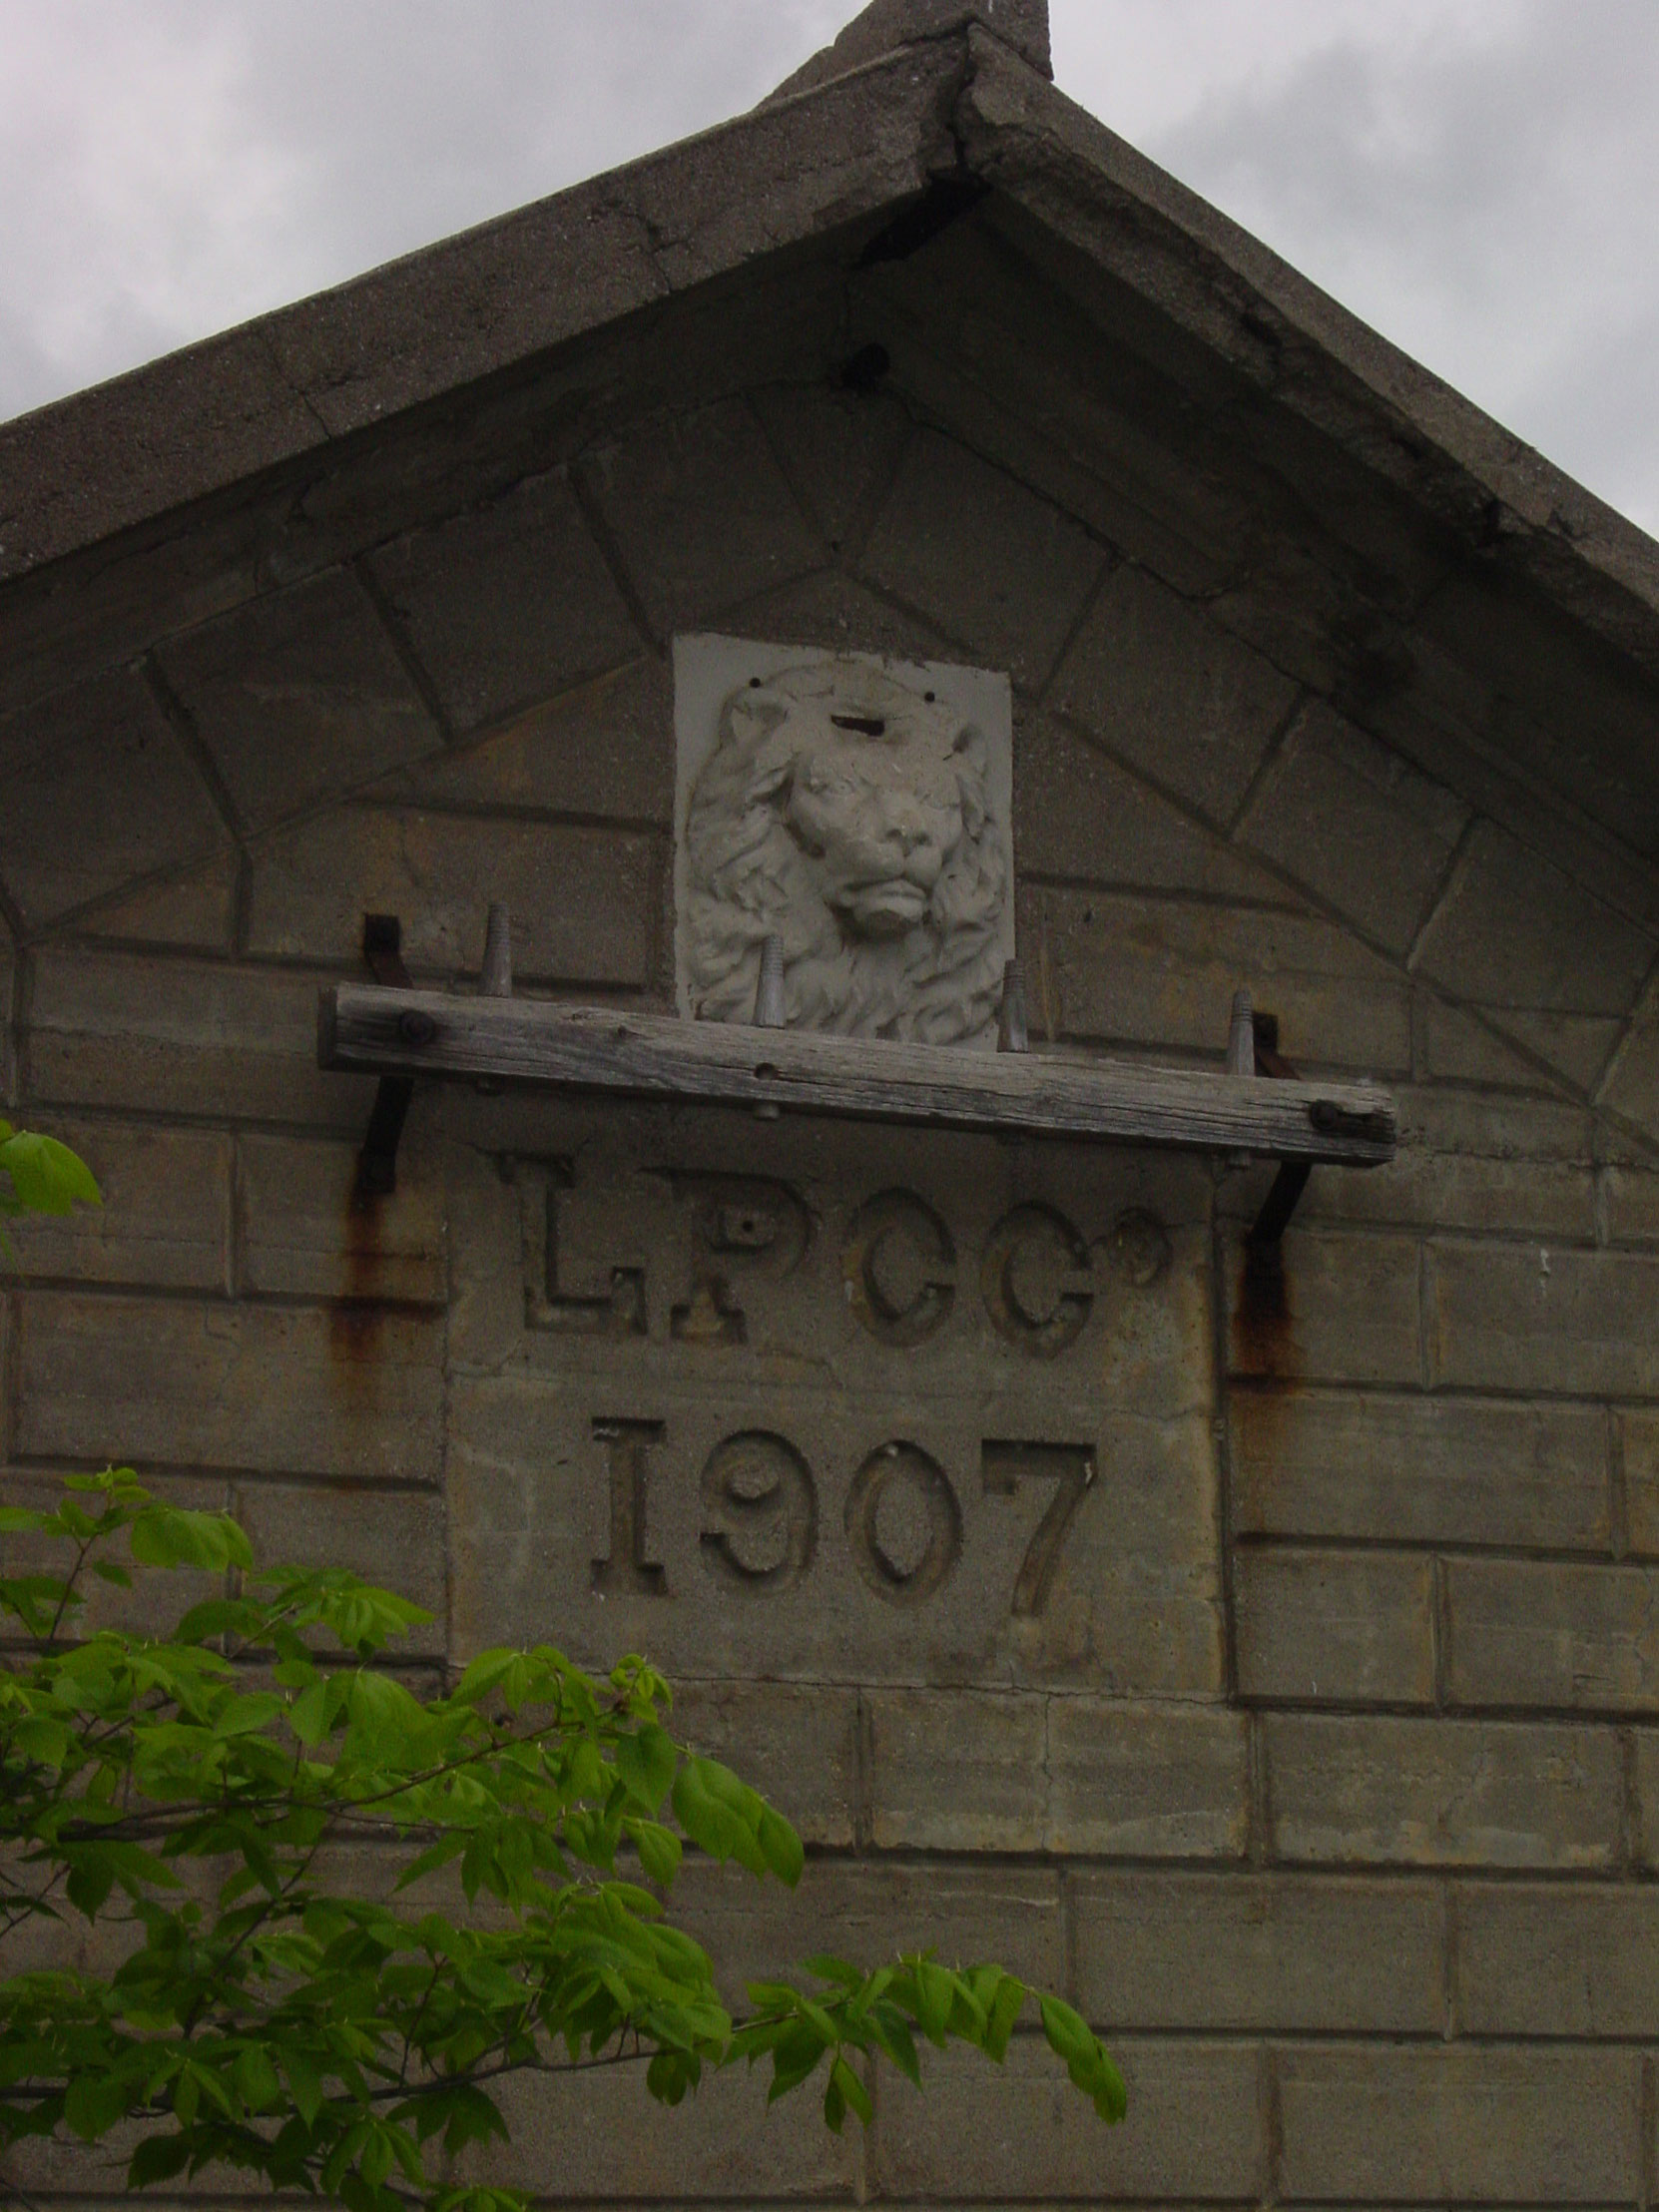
[593,1420,1096,1618]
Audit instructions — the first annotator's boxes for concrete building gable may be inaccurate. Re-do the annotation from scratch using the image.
[9,6,1659,2206]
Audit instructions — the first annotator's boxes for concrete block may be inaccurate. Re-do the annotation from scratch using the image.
[0,669,228,929]
[1415,819,1655,1016]
[862,226,1252,595]
[1072,1870,1441,2031]
[866,1688,1045,1851]
[1600,980,1659,1145]
[667,1679,859,1849]
[1231,1388,1610,1550]
[871,2034,1264,2201]
[1264,1713,1621,1869]
[1227,1229,1422,1387]
[15,1292,443,1483]
[1277,2043,1638,2202]
[1414,993,1567,1091]
[1276,1085,1597,1239]
[26,947,373,1128]
[247,806,658,985]
[2,1117,228,1290]
[860,428,1107,691]
[81,845,240,953]
[468,2051,855,2199]
[1235,1547,1434,1704]
[580,395,821,635]
[1045,1696,1250,1857]
[364,467,641,733]
[381,656,673,825]
[157,567,439,833]
[671,1857,1064,2011]
[1604,1165,1659,1247]
[1446,1558,1659,1711]
[0,927,13,1107]
[1051,562,1297,825]
[1458,1881,1659,2035]
[1293,1140,1594,1239]
[240,1133,446,1305]
[1490,1005,1623,1091]
[1026,882,1412,1073]
[1014,712,1293,901]
[707,565,957,669]
[1432,1240,1659,1396]
[1237,702,1468,952]
[229,1477,445,1655]
[1401,1083,1594,1164]
[750,381,912,555]
[1635,1732,1659,1869]
[1622,1411,1659,1555]
[1417,567,1659,846]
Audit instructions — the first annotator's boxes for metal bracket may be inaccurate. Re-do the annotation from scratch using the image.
[1248,1010,1314,1249]
[354,914,414,1199]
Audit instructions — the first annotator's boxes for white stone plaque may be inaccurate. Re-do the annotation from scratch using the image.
[673,634,1015,1047]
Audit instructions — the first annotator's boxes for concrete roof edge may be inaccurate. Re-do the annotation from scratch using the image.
[956,29,1659,672]
[0,33,967,585]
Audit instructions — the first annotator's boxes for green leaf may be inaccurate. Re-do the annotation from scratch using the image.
[65,2068,130,2139]
[128,2132,194,2187]
[672,1759,752,1864]
[756,1806,805,1887]
[130,1504,254,1572]
[632,1820,683,1888]
[236,2043,282,2113]
[615,1721,677,1814]
[983,1972,1025,2062]
[914,1959,955,2045]
[0,1129,102,1214]
[829,2055,871,2129]
[1038,1994,1094,2068]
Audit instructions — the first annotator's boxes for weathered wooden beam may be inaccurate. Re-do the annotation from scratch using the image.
[319,983,1396,1166]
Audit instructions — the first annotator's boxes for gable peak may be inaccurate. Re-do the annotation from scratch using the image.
[765,0,1051,105]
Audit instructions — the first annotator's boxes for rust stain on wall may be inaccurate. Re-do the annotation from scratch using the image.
[1232,1237,1298,1382]
[328,1187,388,1400]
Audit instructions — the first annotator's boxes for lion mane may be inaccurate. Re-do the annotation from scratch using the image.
[681,660,1009,1046]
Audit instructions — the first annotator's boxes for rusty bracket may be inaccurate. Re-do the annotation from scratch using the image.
[354,914,414,1199]
[1248,1012,1314,1249]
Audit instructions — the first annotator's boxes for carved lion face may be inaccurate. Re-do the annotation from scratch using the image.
[778,701,970,940]
[681,657,1009,1045]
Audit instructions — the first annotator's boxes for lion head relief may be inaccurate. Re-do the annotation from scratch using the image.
[681,657,1010,1045]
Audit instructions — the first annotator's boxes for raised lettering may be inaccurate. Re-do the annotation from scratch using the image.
[842,1190,956,1347]
[981,1439,1095,1614]
[844,1441,961,1603]
[981,1203,1093,1358]
[591,1418,666,1595]
[699,1430,817,1591]
[529,1169,644,1336]
[670,1174,810,1346]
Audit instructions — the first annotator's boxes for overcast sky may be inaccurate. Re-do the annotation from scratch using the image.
[3,2,1657,535]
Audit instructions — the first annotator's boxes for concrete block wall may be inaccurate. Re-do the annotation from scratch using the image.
[6,214,1659,2206]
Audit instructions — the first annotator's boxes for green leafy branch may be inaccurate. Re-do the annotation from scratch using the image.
[2,1471,1124,2212]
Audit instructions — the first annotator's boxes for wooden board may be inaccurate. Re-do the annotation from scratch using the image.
[319,984,1396,1165]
